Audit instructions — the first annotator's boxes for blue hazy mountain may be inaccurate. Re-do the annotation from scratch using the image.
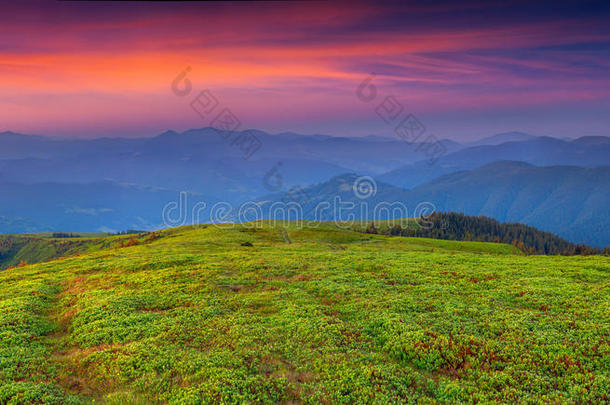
[379,136,610,190]
[257,163,610,247]
[0,181,204,233]
[0,128,462,203]
[467,131,538,146]
[1,129,609,247]
[403,162,610,247]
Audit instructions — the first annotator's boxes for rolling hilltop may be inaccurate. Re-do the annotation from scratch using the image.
[0,223,608,403]
[1,212,602,272]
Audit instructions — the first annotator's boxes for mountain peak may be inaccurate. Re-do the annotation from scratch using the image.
[471,131,537,146]
[480,160,535,170]
[0,131,24,137]
[571,136,610,146]
[157,130,180,138]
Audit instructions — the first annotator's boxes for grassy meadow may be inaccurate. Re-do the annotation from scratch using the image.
[0,222,608,403]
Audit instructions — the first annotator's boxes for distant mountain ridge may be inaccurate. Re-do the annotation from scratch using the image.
[257,163,610,247]
[1,128,609,246]
[0,127,464,203]
[379,135,610,189]
[468,131,538,146]
[403,162,610,247]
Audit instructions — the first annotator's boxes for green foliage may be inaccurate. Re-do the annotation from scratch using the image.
[0,222,608,403]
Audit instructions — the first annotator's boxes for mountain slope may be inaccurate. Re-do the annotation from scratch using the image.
[404,162,610,246]
[379,136,610,189]
[0,232,143,270]
[0,223,608,403]
[257,164,610,247]
[369,211,593,255]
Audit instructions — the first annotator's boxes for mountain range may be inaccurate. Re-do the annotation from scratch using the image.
[0,128,461,203]
[256,163,610,247]
[379,136,610,189]
[0,129,608,247]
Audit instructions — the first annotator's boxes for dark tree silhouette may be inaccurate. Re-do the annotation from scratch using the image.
[380,212,603,255]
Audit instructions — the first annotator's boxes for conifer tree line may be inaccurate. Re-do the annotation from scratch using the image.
[365,212,609,255]
[52,232,80,238]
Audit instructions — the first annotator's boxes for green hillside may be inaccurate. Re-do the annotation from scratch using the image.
[0,222,608,403]
[0,233,138,270]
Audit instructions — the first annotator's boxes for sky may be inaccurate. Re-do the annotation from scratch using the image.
[1,0,609,140]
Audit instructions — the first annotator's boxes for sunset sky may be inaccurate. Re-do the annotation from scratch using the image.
[1,0,609,140]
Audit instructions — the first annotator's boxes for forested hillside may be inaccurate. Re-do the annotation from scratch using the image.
[364,212,607,255]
